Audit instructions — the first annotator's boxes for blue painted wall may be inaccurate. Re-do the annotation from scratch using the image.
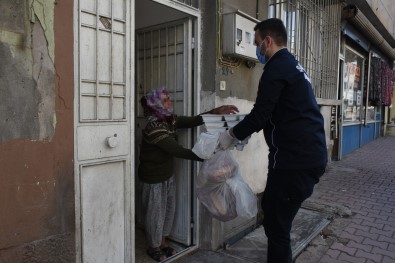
[361,124,374,146]
[342,122,381,157]
[341,125,361,156]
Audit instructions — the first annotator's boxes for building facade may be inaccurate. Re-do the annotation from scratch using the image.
[0,0,393,262]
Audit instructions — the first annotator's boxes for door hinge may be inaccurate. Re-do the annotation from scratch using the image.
[191,37,195,49]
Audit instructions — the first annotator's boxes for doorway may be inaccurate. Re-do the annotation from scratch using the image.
[135,0,199,261]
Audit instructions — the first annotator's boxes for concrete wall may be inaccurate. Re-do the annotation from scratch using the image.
[366,0,395,38]
[199,0,268,250]
[0,0,75,261]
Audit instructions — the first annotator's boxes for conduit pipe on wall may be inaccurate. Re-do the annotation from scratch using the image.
[344,5,395,61]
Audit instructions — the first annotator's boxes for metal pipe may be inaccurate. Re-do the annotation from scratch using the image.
[256,0,259,19]
[364,51,372,126]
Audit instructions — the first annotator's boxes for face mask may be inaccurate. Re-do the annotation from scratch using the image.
[256,46,266,64]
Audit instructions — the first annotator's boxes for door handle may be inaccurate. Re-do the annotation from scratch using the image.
[106,135,118,148]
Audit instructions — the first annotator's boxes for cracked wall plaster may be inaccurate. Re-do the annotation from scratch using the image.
[0,0,56,142]
[32,19,56,141]
[31,0,56,63]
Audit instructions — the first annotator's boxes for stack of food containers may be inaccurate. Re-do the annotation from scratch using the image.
[201,114,247,150]
[201,114,246,132]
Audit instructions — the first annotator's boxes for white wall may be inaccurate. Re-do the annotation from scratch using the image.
[366,0,395,38]
[215,96,268,194]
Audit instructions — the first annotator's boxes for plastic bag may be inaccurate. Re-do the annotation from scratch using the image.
[196,150,257,221]
[192,132,219,159]
[227,173,258,219]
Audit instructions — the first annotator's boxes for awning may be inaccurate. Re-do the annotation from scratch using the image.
[342,4,395,61]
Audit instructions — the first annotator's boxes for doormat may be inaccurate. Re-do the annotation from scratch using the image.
[218,208,331,262]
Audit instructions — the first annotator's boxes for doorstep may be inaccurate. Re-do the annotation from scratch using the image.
[178,208,330,263]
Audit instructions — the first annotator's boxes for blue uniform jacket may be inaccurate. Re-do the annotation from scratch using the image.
[233,48,327,170]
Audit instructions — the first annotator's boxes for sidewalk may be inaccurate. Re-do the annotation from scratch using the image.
[296,135,395,263]
[179,136,395,263]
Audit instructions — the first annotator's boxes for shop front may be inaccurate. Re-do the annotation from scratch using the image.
[341,44,375,156]
[340,33,393,157]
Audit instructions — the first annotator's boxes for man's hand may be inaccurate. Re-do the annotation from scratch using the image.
[218,130,237,150]
[240,135,251,145]
[212,105,239,115]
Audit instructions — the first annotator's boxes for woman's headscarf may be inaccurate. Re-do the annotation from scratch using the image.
[141,87,174,123]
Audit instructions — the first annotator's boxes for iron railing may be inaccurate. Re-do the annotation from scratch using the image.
[269,0,341,100]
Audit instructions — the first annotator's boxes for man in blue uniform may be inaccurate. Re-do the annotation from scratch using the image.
[219,18,328,263]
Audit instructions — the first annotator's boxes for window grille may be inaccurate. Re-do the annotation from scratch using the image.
[172,0,200,10]
[269,0,341,100]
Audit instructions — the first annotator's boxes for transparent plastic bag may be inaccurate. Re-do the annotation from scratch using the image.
[192,132,220,159]
[196,150,257,221]
[227,173,258,219]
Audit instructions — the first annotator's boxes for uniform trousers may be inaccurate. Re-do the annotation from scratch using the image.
[262,167,324,263]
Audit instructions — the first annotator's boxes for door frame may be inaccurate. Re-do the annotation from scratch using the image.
[134,0,202,253]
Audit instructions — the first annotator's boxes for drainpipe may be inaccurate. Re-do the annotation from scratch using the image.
[256,0,259,19]
[364,51,372,126]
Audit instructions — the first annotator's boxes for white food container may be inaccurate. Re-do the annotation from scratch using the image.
[205,126,228,133]
[201,114,224,122]
[226,121,239,127]
[224,115,238,121]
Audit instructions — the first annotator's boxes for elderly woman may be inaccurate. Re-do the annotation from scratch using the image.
[139,87,238,261]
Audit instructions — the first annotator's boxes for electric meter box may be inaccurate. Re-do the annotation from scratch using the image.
[222,11,260,61]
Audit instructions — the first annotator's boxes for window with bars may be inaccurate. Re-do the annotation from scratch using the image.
[268,0,341,100]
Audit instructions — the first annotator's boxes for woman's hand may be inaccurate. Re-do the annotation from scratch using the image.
[212,105,239,115]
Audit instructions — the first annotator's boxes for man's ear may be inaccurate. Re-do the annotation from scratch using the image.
[266,36,271,47]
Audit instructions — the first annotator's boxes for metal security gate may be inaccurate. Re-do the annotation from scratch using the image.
[74,0,134,262]
[135,18,194,245]
[269,0,341,100]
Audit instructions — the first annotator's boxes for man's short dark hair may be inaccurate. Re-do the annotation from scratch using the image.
[254,18,287,46]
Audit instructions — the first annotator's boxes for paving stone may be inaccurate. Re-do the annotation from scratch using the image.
[355,250,383,262]
[371,247,395,259]
[338,252,367,263]
[339,231,364,244]
[370,227,393,238]
[326,248,341,259]
[347,241,372,253]
[331,242,357,256]
[362,237,389,250]
[383,256,395,263]
[361,221,385,230]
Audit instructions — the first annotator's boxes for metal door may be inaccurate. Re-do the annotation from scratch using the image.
[74,0,134,262]
[136,18,193,245]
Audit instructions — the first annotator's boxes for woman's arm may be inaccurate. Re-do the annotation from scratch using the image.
[155,136,203,161]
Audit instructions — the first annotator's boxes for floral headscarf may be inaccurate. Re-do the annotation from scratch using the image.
[141,87,174,122]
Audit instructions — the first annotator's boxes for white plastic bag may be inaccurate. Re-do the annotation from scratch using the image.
[192,132,220,159]
[196,150,257,221]
[227,173,258,219]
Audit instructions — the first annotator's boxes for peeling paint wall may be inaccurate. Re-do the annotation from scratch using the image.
[30,0,56,63]
[0,0,56,142]
[0,0,75,261]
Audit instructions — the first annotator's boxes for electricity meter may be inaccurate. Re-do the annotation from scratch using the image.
[222,10,260,61]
